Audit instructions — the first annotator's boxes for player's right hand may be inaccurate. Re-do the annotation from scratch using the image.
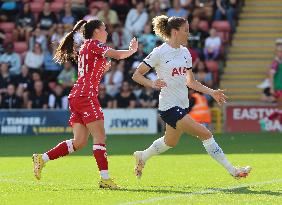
[129,37,138,53]
[152,79,167,90]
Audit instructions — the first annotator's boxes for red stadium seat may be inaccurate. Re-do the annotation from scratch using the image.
[205,60,219,84]
[212,21,231,44]
[198,20,209,32]
[51,2,64,13]
[0,22,15,33]
[14,42,28,54]
[30,2,44,14]
[211,21,231,32]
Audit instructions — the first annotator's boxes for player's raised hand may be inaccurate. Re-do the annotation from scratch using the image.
[211,89,228,106]
[104,60,111,73]
[152,79,167,90]
[129,37,138,53]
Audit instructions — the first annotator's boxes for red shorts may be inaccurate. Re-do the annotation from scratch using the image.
[274,90,282,99]
[68,96,104,127]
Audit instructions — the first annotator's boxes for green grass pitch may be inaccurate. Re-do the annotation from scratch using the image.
[0,133,282,205]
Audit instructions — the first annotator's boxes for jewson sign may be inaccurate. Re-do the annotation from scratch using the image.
[0,109,157,135]
[104,109,157,134]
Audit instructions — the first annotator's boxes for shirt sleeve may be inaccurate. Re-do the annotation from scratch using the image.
[143,47,160,69]
[92,41,112,57]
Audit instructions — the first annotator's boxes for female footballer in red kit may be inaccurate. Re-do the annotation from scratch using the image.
[32,19,138,189]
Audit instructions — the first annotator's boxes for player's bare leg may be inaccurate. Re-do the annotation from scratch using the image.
[32,123,89,180]
[87,120,119,189]
[134,124,182,179]
[177,114,251,179]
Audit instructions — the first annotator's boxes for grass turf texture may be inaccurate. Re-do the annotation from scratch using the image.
[0,133,282,205]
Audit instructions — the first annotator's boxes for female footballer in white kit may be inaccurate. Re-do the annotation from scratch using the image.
[132,15,251,179]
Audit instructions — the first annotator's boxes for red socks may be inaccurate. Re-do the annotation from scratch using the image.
[93,144,108,171]
[46,140,75,160]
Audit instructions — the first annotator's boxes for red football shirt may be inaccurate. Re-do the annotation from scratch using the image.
[69,39,111,98]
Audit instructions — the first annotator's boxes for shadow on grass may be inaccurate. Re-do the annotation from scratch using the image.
[1,133,282,156]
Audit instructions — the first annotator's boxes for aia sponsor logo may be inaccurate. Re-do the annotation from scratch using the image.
[171,67,188,76]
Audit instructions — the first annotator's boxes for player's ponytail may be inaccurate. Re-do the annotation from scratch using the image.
[152,15,187,41]
[54,20,87,64]
[54,19,104,64]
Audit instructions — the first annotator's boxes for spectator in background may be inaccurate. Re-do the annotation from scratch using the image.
[28,71,42,92]
[15,65,31,108]
[194,61,213,88]
[48,84,68,109]
[24,43,44,73]
[0,84,23,109]
[204,28,221,60]
[27,80,48,109]
[0,43,21,76]
[112,23,132,50]
[180,0,194,10]
[188,47,200,70]
[13,3,35,42]
[139,87,158,108]
[193,0,214,21]
[71,0,87,20]
[113,81,137,108]
[167,0,188,18]
[0,63,12,95]
[57,61,76,94]
[188,17,208,55]
[111,0,130,21]
[37,2,58,36]
[148,1,164,21]
[268,45,282,123]
[51,24,66,46]
[0,29,4,54]
[125,1,148,36]
[14,65,31,92]
[43,42,62,80]
[0,1,19,22]
[214,0,236,33]
[98,84,113,108]
[83,4,99,21]
[104,60,124,97]
[60,2,77,30]
[98,2,119,27]
[139,24,157,54]
[29,28,47,52]
[188,90,211,128]
[194,61,213,104]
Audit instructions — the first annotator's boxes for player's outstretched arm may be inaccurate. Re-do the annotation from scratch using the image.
[105,37,138,60]
[132,62,167,89]
[186,69,227,105]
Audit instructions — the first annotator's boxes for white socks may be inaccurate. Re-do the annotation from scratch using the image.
[42,153,50,163]
[100,170,109,180]
[203,137,235,175]
[142,136,172,162]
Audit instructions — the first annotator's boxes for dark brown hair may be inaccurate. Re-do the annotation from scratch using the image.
[152,15,187,40]
[54,19,103,64]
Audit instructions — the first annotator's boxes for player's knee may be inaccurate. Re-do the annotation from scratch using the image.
[73,139,88,150]
[199,129,213,140]
[93,134,106,144]
[164,139,178,147]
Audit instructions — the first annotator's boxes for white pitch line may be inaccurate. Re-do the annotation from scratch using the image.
[118,178,282,205]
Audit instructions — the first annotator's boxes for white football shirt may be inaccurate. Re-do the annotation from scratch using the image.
[143,43,192,111]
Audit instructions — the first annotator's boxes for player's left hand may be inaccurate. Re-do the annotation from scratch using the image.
[129,37,138,53]
[211,89,228,106]
[104,60,111,73]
